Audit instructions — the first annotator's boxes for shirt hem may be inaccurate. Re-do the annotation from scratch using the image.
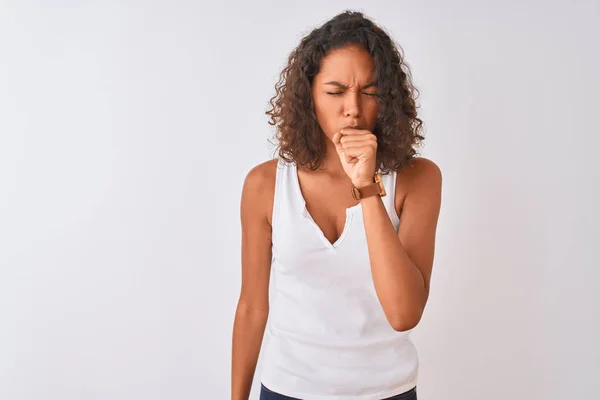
[259,376,418,400]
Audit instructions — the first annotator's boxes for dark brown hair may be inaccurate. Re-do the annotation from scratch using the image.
[266,11,424,173]
[266,10,425,173]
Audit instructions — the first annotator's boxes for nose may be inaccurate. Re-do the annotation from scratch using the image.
[343,91,362,119]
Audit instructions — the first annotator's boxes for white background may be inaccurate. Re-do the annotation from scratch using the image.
[1,1,599,399]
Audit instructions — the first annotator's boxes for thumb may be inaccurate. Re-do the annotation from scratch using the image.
[333,132,353,164]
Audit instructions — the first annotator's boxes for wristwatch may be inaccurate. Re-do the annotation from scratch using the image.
[351,173,387,201]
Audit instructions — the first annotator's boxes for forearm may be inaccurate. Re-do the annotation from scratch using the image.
[231,305,269,400]
[360,195,426,331]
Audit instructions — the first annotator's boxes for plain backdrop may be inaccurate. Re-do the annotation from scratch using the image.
[1,1,599,399]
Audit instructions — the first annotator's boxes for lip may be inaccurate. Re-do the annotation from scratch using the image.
[342,124,362,130]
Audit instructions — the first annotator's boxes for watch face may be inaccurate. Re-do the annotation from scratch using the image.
[378,181,387,197]
[374,174,387,197]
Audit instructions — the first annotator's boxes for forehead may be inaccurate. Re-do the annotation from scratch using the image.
[316,45,375,82]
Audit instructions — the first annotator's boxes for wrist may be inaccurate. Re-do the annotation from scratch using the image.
[352,178,376,189]
[351,173,386,201]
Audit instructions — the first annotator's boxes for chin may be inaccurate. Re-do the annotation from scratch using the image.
[321,130,335,140]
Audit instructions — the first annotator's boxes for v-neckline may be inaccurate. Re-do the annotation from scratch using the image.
[292,164,361,249]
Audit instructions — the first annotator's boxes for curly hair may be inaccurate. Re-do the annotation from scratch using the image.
[265,10,425,173]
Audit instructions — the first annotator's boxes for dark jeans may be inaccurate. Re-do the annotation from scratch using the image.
[259,383,417,400]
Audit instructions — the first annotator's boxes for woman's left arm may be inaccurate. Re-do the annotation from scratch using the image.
[361,158,442,332]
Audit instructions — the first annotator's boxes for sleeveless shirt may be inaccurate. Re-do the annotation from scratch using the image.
[260,159,419,400]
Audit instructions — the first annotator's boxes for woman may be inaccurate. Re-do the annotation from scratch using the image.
[232,10,442,400]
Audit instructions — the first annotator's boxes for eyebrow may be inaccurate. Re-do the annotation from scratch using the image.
[324,81,377,90]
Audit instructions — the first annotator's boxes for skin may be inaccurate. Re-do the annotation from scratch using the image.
[231,44,442,400]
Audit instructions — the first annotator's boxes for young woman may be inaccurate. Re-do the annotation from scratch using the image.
[232,10,442,400]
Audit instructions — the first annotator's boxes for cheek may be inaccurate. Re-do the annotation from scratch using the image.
[314,96,338,114]
[365,98,379,115]
[364,100,379,124]
[313,99,338,129]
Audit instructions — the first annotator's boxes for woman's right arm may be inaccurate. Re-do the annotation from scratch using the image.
[231,160,277,400]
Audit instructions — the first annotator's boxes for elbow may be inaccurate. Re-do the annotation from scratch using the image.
[390,320,418,332]
[389,309,423,332]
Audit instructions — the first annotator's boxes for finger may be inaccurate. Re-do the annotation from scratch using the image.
[332,132,344,153]
[340,135,376,144]
[332,131,342,144]
[342,146,373,159]
[341,142,377,156]
[339,128,369,136]
[340,133,377,146]
[341,140,378,149]
[333,132,353,163]
[342,148,352,163]
[341,148,353,164]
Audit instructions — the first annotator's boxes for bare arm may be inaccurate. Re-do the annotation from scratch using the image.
[361,157,442,331]
[231,161,276,400]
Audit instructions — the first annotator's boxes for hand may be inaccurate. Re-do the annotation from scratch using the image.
[332,128,378,188]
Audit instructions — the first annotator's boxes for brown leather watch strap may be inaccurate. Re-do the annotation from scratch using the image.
[351,173,387,200]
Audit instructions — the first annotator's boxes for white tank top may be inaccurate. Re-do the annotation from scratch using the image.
[260,159,419,400]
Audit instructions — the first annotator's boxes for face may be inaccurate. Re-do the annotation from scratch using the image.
[311,44,379,140]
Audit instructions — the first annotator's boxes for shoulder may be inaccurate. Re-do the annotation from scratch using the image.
[399,157,442,187]
[394,157,442,215]
[244,158,279,188]
[241,158,279,226]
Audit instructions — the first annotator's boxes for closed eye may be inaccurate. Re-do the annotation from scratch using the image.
[326,92,378,97]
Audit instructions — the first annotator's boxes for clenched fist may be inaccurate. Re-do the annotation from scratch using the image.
[332,127,378,189]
